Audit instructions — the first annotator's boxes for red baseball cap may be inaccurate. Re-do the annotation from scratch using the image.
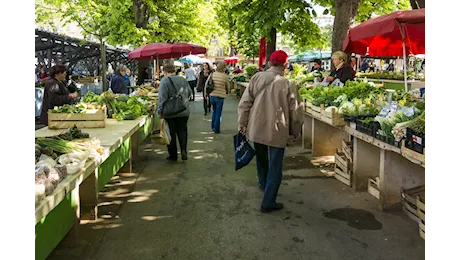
[270,50,288,65]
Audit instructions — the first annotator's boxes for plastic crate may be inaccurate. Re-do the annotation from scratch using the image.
[356,120,380,137]
[405,128,424,154]
[376,133,401,148]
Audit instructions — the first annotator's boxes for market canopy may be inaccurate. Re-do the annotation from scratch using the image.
[342,8,425,56]
[128,42,207,60]
[288,51,332,63]
[224,56,238,64]
[179,54,206,64]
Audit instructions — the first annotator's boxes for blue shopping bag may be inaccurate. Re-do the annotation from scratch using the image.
[233,132,256,171]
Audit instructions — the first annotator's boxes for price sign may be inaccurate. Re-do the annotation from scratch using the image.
[390,101,398,112]
[378,106,391,117]
[401,106,415,117]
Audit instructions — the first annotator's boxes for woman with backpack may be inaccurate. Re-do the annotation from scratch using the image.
[206,62,229,133]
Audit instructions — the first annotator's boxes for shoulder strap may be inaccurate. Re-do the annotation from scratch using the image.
[167,76,178,95]
[254,72,277,98]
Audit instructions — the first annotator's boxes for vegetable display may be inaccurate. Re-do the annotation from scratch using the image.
[51,104,85,114]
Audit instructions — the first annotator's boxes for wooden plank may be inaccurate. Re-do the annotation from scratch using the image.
[416,195,425,211]
[320,169,335,177]
[311,156,335,166]
[402,206,420,223]
[48,120,106,129]
[368,179,380,199]
[402,186,425,205]
[334,168,351,186]
[335,151,348,172]
[342,140,353,161]
[334,165,351,180]
[419,229,425,240]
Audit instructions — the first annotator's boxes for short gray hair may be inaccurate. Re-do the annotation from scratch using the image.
[117,65,127,72]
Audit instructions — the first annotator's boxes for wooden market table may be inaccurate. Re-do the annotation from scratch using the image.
[302,112,425,211]
[235,81,249,97]
[35,115,155,260]
[356,78,425,91]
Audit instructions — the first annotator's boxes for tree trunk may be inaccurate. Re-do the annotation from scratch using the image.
[331,0,361,53]
[100,39,108,91]
[133,0,149,28]
[410,0,425,9]
[265,27,277,64]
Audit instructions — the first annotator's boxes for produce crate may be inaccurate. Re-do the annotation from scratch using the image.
[368,178,380,199]
[321,108,346,127]
[48,107,106,129]
[405,128,425,154]
[401,185,425,223]
[376,133,401,148]
[416,196,425,240]
[401,141,425,165]
[341,140,353,161]
[334,149,352,186]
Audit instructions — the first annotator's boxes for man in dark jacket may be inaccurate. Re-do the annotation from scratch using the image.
[111,65,128,94]
[39,65,79,125]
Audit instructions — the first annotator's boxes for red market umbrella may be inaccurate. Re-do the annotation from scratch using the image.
[170,43,207,57]
[128,42,207,60]
[224,56,238,64]
[128,43,174,60]
[342,8,425,57]
[342,8,425,91]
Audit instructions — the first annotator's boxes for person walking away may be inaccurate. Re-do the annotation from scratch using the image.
[39,64,79,125]
[197,62,213,115]
[238,50,303,213]
[157,61,193,161]
[111,65,128,94]
[207,62,230,134]
[326,51,355,85]
[184,63,197,101]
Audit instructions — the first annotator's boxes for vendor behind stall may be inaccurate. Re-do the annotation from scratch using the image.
[310,59,324,72]
[39,65,79,125]
[326,51,355,85]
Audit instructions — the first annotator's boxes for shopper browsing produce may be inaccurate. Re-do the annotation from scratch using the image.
[111,65,128,94]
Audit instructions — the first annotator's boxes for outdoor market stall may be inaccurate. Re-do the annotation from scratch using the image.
[35,91,158,260]
[299,79,425,239]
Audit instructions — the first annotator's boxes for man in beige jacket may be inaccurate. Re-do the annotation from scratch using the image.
[238,50,303,213]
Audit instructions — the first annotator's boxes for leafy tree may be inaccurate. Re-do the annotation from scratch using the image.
[228,0,324,63]
[315,0,411,52]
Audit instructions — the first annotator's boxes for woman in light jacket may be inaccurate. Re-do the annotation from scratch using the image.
[206,62,229,134]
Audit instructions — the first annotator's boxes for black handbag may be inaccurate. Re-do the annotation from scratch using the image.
[205,73,214,95]
[162,77,187,117]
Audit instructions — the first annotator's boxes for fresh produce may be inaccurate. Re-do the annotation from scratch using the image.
[229,73,248,82]
[54,125,90,140]
[36,138,86,154]
[244,64,259,78]
[51,104,85,114]
[82,91,103,104]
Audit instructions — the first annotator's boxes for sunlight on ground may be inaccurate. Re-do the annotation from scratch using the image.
[98,200,123,207]
[142,215,174,221]
[201,131,214,134]
[193,153,219,160]
[127,196,150,203]
[189,149,203,153]
[80,218,105,225]
[92,223,123,230]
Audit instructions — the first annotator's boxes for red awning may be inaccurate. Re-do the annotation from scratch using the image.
[128,42,207,60]
[258,37,266,71]
[342,9,425,57]
[224,56,238,64]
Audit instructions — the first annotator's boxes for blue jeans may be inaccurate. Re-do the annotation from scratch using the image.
[210,96,224,133]
[254,142,285,208]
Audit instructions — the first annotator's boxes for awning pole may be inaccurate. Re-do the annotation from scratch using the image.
[402,42,408,92]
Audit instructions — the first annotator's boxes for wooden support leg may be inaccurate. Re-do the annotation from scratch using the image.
[302,115,313,149]
[119,158,132,174]
[79,170,98,221]
[379,150,425,211]
[131,131,139,164]
[352,138,381,191]
[311,119,348,157]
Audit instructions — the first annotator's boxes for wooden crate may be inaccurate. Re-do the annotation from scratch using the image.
[48,107,106,129]
[401,141,425,166]
[341,140,353,161]
[321,107,346,127]
[401,185,425,223]
[416,195,425,240]
[368,178,380,199]
[334,149,352,186]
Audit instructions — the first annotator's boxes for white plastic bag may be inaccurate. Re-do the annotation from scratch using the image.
[57,151,89,174]
[37,154,57,168]
[161,119,171,145]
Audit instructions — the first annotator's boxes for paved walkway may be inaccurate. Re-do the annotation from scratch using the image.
[50,94,424,260]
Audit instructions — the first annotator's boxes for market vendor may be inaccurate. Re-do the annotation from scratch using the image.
[326,51,355,85]
[39,65,79,125]
[111,65,128,94]
[310,59,324,72]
